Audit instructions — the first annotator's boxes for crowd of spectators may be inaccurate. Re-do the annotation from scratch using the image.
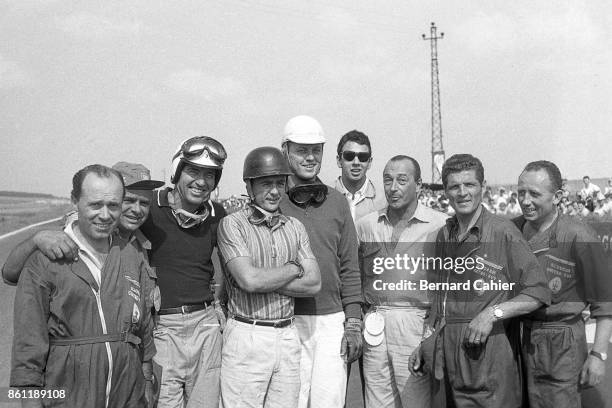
[416,176,612,220]
[218,177,612,220]
[220,194,249,213]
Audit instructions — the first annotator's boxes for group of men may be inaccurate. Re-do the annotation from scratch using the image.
[4,115,611,408]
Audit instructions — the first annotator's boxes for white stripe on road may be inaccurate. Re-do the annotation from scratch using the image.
[0,217,62,240]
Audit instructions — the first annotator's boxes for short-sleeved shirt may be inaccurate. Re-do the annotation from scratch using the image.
[431,206,551,321]
[217,206,316,320]
[580,183,601,200]
[357,203,448,307]
[514,212,612,321]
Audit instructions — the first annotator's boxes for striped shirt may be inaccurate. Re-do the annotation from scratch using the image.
[217,206,316,320]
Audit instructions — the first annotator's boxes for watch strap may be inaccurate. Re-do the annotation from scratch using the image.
[286,260,304,279]
[590,350,607,361]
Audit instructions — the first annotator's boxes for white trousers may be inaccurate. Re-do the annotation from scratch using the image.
[294,312,347,408]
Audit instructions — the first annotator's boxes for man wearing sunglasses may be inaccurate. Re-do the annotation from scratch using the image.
[334,130,382,222]
[217,147,321,407]
[279,115,363,408]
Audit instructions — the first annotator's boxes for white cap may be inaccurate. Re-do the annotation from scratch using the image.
[282,115,326,145]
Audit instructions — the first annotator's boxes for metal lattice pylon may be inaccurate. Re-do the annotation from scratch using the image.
[422,22,446,184]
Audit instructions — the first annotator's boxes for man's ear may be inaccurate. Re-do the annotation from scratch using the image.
[553,190,562,206]
[245,181,254,200]
[336,155,342,169]
[415,178,423,195]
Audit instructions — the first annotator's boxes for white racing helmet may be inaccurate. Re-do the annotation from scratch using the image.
[170,136,227,186]
[282,115,326,145]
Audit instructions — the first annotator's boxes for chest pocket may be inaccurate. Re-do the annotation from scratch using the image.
[542,254,575,296]
[359,242,383,278]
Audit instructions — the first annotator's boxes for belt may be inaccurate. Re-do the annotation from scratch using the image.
[158,301,213,315]
[50,331,141,346]
[233,315,294,328]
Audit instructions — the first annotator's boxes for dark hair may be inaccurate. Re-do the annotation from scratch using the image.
[71,164,124,201]
[387,155,421,182]
[583,175,590,180]
[522,160,563,192]
[336,130,371,156]
[441,154,484,187]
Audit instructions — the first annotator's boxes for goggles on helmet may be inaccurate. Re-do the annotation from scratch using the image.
[179,136,227,168]
[287,183,328,206]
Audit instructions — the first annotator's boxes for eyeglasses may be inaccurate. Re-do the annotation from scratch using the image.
[287,183,328,205]
[180,136,227,165]
[341,151,371,162]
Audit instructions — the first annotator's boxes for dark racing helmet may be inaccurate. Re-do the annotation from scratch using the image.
[243,147,292,181]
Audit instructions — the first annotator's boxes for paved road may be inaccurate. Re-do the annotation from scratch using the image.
[0,223,609,407]
[0,223,66,407]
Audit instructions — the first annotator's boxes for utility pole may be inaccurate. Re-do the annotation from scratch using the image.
[422,22,445,185]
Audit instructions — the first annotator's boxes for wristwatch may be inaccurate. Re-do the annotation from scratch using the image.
[590,350,608,361]
[287,260,305,279]
[491,304,504,320]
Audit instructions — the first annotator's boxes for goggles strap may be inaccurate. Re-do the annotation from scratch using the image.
[248,205,281,229]
[287,183,328,206]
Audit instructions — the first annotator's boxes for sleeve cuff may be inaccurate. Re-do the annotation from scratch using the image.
[590,303,612,318]
[10,368,44,387]
[142,341,156,362]
[344,303,362,320]
[520,287,551,306]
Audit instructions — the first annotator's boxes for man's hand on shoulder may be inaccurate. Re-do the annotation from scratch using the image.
[33,231,78,261]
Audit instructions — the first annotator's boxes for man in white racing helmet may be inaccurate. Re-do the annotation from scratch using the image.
[140,136,228,408]
[279,115,363,408]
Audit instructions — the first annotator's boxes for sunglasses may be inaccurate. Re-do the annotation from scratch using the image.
[341,151,371,162]
[181,136,227,164]
[287,183,328,205]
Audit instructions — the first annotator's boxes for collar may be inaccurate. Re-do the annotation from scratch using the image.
[247,205,288,230]
[334,177,376,199]
[131,228,152,250]
[64,220,112,270]
[157,187,216,217]
[287,176,324,189]
[377,201,433,224]
[514,210,559,251]
[446,205,485,242]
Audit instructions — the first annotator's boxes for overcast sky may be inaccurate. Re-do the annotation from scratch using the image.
[2,1,611,197]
